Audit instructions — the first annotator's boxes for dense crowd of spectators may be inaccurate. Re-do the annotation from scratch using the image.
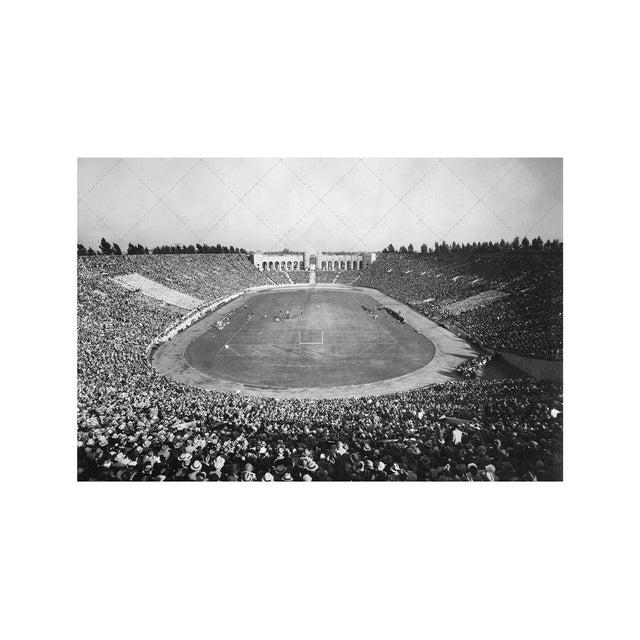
[314,270,361,285]
[357,251,562,360]
[264,271,290,285]
[78,255,563,481]
[289,271,310,284]
[457,355,492,379]
[315,271,336,283]
[78,253,270,301]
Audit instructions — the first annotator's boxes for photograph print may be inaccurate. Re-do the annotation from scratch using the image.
[77,158,563,482]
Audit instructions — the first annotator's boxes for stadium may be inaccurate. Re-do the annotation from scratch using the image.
[77,158,563,482]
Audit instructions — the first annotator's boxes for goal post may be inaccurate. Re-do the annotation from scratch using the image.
[299,331,323,345]
[299,330,324,356]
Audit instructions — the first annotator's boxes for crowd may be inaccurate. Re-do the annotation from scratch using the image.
[357,251,563,360]
[264,271,290,285]
[456,355,492,379]
[78,253,270,301]
[289,271,310,284]
[78,255,563,482]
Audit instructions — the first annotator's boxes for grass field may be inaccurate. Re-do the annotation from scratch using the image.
[184,288,436,389]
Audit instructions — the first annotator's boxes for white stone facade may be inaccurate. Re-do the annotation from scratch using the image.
[252,251,377,271]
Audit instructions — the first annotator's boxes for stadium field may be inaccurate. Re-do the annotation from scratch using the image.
[153,285,484,398]
[186,288,435,388]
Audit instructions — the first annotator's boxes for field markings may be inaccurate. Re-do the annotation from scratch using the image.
[216,340,399,358]
[214,295,270,356]
[373,315,407,354]
[215,290,408,360]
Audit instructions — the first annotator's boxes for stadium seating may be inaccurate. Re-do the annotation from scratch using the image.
[289,271,310,284]
[315,271,335,283]
[358,251,562,360]
[77,252,563,481]
[80,253,271,301]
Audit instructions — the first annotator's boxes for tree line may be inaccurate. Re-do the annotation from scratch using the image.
[382,236,562,255]
[77,238,247,256]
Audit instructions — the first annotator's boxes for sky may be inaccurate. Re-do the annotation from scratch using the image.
[78,158,562,253]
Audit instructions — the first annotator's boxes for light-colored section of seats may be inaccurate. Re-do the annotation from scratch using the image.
[443,290,509,315]
[112,273,203,310]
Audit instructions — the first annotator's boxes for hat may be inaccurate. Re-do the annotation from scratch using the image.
[282,473,293,482]
[274,464,287,476]
[307,460,319,472]
[262,472,274,482]
[302,474,312,481]
[316,468,328,480]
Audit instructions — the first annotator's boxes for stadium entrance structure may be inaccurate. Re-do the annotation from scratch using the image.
[253,250,377,271]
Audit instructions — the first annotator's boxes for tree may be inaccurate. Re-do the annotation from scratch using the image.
[399,245,407,253]
[99,237,113,255]
[420,243,428,254]
[511,236,520,250]
[407,243,414,253]
[86,247,96,255]
[387,243,395,253]
[521,236,530,249]
[77,244,87,256]
[112,243,122,255]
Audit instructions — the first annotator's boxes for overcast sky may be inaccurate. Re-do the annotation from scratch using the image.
[78,158,562,252]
